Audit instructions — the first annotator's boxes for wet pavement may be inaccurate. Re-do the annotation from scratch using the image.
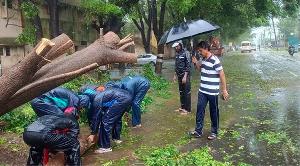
[181,50,300,165]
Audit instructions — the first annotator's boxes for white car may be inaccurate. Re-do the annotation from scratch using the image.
[240,41,252,53]
[137,53,157,66]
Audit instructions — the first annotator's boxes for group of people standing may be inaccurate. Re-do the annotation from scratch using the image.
[23,76,150,165]
[172,39,229,140]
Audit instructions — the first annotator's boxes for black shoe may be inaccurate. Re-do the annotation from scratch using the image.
[189,131,202,138]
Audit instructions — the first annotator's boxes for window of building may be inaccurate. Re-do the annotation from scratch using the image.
[0,47,3,56]
[2,0,13,9]
[5,47,10,56]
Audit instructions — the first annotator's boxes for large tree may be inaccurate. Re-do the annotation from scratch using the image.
[131,0,300,50]
[45,0,59,38]
[80,0,139,34]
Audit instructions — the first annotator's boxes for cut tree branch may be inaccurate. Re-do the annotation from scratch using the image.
[1,64,99,116]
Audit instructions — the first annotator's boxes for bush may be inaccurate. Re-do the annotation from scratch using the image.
[142,64,171,98]
[63,73,107,91]
[0,103,36,133]
[136,145,231,166]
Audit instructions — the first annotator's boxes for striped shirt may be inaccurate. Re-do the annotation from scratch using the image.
[199,55,223,95]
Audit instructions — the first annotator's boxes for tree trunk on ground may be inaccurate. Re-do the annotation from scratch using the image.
[0,32,137,116]
[46,0,59,38]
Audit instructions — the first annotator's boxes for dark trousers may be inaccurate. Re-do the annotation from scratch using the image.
[23,131,81,166]
[98,101,130,148]
[31,98,64,117]
[195,92,219,135]
[112,115,123,140]
[177,74,191,112]
[132,83,150,126]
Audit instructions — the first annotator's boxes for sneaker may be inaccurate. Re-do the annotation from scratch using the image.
[207,133,217,140]
[174,108,184,112]
[94,148,112,154]
[113,139,123,144]
[132,124,142,128]
[180,110,190,115]
[189,131,202,138]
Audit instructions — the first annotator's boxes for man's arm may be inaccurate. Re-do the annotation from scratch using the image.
[192,56,201,71]
[219,70,229,100]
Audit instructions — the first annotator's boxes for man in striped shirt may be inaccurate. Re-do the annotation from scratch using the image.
[190,41,229,140]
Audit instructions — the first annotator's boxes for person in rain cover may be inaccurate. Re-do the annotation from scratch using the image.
[105,75,150,128]
[190,41,229,140]
[80,85,132,153]
[23,110,81,165]
[172,40,191,115]
[30,87,91,117]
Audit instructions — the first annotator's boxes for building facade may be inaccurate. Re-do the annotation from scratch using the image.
[0,0,98,75]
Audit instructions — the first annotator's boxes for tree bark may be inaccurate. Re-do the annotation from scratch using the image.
[37,33,74,68]
[33,14,43,42]
[0,64,99,115]
[0,32,137,116]
[0,39,54,106]
[132,2,151,53]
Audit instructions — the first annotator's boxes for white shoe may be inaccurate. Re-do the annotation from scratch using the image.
[132,124,142,128]
[113,139,123,144]
[94,148,112,154]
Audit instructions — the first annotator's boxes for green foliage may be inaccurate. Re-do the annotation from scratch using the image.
[136,145,231,166]
[102,158,128,166]
[142,64,171,98]
[16,1,40,45]
[20,1,39,19]
[62,73,105,91]
[140,95,153,114]
[258,131,288,144]
[80,0,123,24]
[0,104,36,133]
[16,25,36,45]
[0,138,7,145]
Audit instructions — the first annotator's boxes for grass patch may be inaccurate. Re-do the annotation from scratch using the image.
[142,64,171,99]
[135,145,231,166]
[101,157,128,166]
[0,103,36,133]
[258,131,287,144]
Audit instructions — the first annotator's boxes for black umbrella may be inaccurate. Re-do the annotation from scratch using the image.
[158,19,220,45]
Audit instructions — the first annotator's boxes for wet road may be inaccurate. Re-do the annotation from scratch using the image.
[82,50,300,165]
[182,50,300,165]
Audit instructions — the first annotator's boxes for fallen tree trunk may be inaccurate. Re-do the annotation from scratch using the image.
[33,34,136,81]
[0,39,54,106]
[0,31,137,116]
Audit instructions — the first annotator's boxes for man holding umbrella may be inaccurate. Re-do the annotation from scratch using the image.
[190,41,229,140]
[172,40,191,115]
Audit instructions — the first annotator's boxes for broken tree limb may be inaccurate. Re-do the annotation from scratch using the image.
[0,63,99,116]
[117,34,133,46]
[33,39,137,81]
[118,41,135,51]
[0,31,137,116]
[37,33,74,68]
[0,38,54,105]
